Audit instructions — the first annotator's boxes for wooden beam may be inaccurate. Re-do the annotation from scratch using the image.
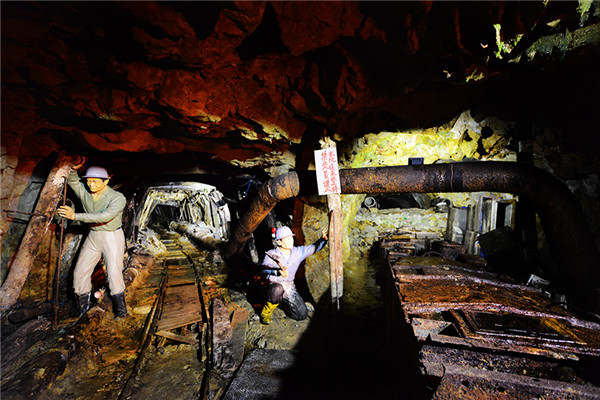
[0,152,75,311]
[327,195,343,311]
[155,330,198,345]
[230,307,249,369]
[1,307,104,399]
[211,298,234,370]
[320,137,344,313]
[1,317,52,372]
[156,314,203,331]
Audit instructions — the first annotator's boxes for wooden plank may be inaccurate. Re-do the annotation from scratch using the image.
[157,314,203,331]
[166,274,196,284]
[166,271,194,278]
[168,278,196,287]
[163,292,200,307]
[166,283,198,295]
[162,293,201,308]
[163,285,198,300]
[166,266,193,272]
[162,296,201,310]
[155,330,198,345]
[230,307,249,369]
[328,193,343,308]
[212,298,234,370]
[166,269,195,275]
[161,304,202,320]
[160,285,202,319]
[163,290,201,309]
[165,263,191,269]
[161,308,202,320]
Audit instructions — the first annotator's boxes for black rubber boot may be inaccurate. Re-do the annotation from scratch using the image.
[76,292,91,317]
[112,292,128,318]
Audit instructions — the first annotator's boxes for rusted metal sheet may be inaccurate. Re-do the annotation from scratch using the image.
[381,231,600,399]
[432,363,600,400]
[430,240,466,260]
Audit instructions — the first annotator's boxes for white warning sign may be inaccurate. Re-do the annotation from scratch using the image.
[314,147,341,195]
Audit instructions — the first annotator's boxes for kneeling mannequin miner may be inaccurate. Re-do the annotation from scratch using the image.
[57,160,128,318]
[259,226,328,324]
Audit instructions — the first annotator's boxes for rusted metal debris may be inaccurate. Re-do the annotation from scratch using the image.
[381,230,600,399]
[432,363,600,400]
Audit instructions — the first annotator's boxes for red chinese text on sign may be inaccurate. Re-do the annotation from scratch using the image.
[314,148,341,195]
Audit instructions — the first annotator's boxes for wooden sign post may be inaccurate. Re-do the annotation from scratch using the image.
[314,137,343,316]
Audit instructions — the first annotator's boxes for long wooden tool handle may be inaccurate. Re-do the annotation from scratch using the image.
[53,176,68,324]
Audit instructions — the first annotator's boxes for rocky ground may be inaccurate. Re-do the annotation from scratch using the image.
[2,230,397,400]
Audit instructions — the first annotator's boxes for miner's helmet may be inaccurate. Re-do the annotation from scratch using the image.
[275,226,295,240]
[82,166,110,180]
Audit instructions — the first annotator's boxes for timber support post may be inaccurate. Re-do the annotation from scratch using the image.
[0,152,75,312]
[320,137,344,320]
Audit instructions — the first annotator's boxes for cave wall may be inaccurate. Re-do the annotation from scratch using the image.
[2,2,600,305]
[3,2,599,176]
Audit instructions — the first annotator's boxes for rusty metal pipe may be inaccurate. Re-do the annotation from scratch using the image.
[224,172,300,258]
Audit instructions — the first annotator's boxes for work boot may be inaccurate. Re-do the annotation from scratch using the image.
[260,301,278,325]
[112,292,128,318]
[76,292,91,317]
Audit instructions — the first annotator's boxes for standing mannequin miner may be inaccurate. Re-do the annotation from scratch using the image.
[259,226,328,324]
[57,161,128,318]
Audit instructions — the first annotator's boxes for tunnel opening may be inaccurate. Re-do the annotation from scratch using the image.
[131,181,231,253]
[148,203,181,230]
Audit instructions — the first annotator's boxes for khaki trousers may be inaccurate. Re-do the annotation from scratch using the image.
[73,229,126,295]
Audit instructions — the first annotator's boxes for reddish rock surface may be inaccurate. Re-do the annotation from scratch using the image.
[1,1,598,175]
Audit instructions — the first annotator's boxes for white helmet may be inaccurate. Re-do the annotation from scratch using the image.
[275,226,294,240]
[82,166,110,179]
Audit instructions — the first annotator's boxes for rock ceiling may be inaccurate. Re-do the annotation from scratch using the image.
[2,1,599,177]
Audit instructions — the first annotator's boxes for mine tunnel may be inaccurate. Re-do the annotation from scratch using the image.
[2,2,600,399]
